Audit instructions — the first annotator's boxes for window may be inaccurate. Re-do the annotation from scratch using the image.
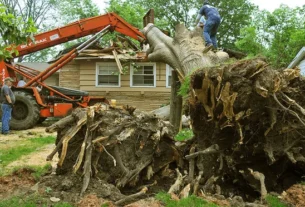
[96,62,120,87]
[166,64,173,88]
[131,63,156,87]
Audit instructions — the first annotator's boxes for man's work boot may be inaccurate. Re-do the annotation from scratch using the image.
[202,44,213,53]
[212,47,219,53]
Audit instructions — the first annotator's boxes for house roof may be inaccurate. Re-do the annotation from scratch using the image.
[15,62,59,73]
[288,47,305,68]
[51,36,147,62]
[16,62,49,71]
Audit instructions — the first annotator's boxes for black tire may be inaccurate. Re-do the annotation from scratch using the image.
[37,117,47,124]
[10,91,40,130]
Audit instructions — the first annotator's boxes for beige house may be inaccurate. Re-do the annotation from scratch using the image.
[59,55,172,111]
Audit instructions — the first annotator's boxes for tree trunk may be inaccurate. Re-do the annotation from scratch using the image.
[169,70,183,133]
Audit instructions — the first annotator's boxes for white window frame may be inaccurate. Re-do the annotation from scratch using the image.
[166,64,173,88]
[130,62,156,87]
[95,62,121,87]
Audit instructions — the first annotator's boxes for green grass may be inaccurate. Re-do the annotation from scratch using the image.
[156,192,219,207]
[174,129,194,141]
[0,194,74,207]
[266,195,288,207]
[0,136,55,167]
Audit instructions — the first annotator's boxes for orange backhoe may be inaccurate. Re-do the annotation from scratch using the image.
[0,12,146,130]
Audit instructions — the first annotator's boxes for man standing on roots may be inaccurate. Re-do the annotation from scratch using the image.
[0,77,15,134]
[196,0,221,52]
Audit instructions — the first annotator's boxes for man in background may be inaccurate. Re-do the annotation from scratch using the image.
[17,76,26,87]
[0,77,15,134]
[196,0,221,52]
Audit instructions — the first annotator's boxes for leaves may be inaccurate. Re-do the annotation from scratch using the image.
[0,3,37,60]
[236,4,305,67]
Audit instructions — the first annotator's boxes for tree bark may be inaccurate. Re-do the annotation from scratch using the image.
[169,70,183,133]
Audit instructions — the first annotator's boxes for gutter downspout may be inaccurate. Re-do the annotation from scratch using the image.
[288,47,305,68]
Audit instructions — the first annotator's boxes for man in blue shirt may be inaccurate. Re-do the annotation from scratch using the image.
[0,77,15,134]
[196,0,221,52]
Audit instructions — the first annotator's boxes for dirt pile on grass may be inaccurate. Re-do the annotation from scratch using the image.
[0,168,36,199]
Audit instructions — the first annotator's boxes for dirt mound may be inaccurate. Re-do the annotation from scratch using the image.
[189,58,305,199]
[282,184,305,207]
[0,168,36,199]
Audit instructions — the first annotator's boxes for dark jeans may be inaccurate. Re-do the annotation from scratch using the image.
[203,17,221,48]
[1,103,12,134]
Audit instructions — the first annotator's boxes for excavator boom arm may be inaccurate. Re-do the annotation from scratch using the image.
[15,12,145,57]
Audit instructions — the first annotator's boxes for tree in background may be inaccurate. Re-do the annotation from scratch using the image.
[0,3,36,60]
[0,0,99,62]
[0,0,55,30]
[132,0,197,32]
[236,4,305,67]
[120,0,255,48]
[54,0,99,25]
[107,0,146,29]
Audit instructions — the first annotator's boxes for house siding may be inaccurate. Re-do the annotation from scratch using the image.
[44,73,59,86]
[60,59,171,111]
[59,60,80,89]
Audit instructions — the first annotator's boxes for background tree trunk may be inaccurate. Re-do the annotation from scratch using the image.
[169,70,183,133]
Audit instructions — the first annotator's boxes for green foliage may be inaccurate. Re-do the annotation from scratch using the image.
[175,129,194,141]
[131,0,197,33]
[236,4,305,67]
[266,195,288,207]
[0,3,37,60]
[0,136,55,167]
[156,192,219,207]
[0,194,73,207]
[55,0,99,25]
[178,75,191,97]
[235,26,265,55]
[107,0,146,29]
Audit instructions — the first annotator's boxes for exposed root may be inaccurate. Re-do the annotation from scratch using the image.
[80,107,95,196]
[193,171,203,195]
[114,145,128,174]
[281,92,305,116]
[249,168,267,200]
[58,120,86,166]
[101,145,116,167]
[273,93,305,127]
[114,187,148,206]
[185,144,219,160]
[116,159,152,188]
[179,183,191,199]
[188,146,196,181]
[168,168,185,194]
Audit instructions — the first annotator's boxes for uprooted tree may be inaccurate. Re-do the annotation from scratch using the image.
[45,23,305,204]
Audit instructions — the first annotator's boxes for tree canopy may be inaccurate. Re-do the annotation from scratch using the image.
[235,4,305,67]
[0,3,36,61]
